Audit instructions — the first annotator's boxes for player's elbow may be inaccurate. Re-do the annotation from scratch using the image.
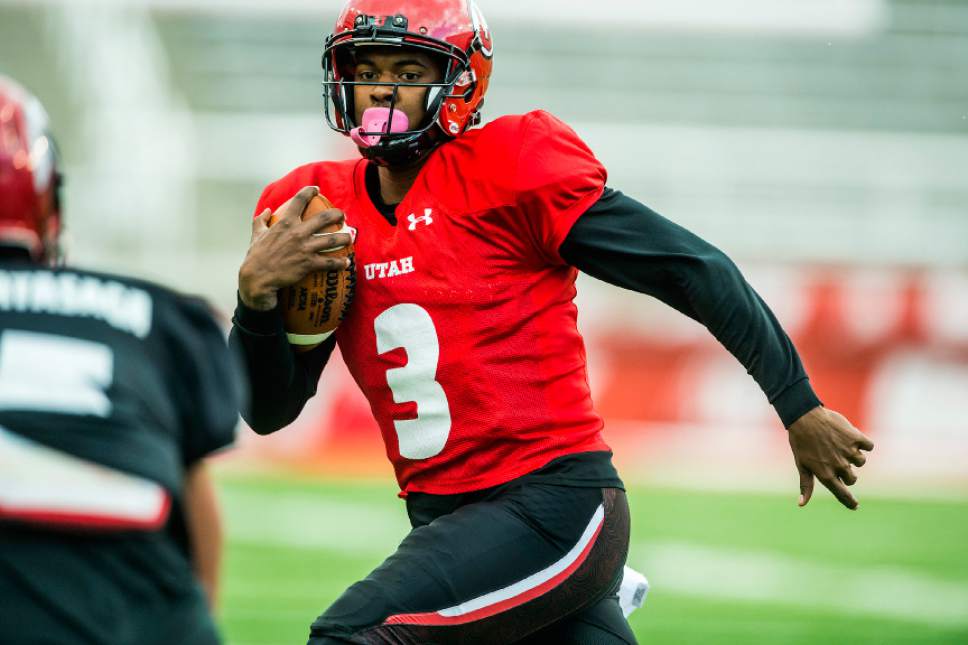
[682,245,745,305]
[242,406,297,436]
[697,245,740,283]
[247,421,283,436]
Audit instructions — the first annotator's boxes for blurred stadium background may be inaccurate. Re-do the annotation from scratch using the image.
[2,0,966,643]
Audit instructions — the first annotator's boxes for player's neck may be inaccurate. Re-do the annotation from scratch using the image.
[377,160,425,205]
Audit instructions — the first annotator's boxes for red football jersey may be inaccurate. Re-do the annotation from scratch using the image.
[256,111,611,495]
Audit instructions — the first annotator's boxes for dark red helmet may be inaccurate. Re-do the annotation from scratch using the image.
[0,76,62,263]
[322,0,494,166]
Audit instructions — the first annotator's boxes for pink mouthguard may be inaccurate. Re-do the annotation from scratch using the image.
[349,108,410,148]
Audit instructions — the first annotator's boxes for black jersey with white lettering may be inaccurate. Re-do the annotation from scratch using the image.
[0,261,241,497]
[0,259,238,644]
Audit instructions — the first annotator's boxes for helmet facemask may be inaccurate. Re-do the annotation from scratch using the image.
[322,14,474,167]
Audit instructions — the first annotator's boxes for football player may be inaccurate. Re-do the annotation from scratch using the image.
[230,2,875,643]
[0,76,241,645]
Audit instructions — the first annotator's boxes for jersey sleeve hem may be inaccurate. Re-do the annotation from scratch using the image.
[771,378,823,428]
[232,292,285,337]
[548,183,606,263]
[513,111,608,264]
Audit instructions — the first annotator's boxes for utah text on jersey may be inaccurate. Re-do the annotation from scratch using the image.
[364,256,415,281]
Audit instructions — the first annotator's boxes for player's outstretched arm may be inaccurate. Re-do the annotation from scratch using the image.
[787,407,874,509]
[561,188,819,427]
[561,188,874,507]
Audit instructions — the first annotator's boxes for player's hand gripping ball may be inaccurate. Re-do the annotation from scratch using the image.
[268,194,356,352]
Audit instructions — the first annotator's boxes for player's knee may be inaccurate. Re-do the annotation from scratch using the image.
[309,579,395,643]
[307,617,359,645]
[308,616,364,644]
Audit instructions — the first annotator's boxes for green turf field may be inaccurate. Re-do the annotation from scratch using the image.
[217,471,968,645]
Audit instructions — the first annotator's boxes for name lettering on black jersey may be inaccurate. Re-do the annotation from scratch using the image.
[0,270,152,338]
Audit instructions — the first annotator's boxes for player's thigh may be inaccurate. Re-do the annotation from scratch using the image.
[309,486,630,644]
[515,594,637,645]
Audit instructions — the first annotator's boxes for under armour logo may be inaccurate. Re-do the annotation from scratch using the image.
[407,209,434,231]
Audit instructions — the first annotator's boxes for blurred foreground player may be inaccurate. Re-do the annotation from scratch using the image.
[231,2,874,643]
[0,76,241,645]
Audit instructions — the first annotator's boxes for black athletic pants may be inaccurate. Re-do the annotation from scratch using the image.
[308,481,636,644]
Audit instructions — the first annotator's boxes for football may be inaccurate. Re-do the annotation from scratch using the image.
[269,194,355,352]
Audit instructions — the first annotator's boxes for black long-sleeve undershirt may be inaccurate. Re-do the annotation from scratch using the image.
[230,184,820,434]
[230,300,336,434]
[560,188,820,427]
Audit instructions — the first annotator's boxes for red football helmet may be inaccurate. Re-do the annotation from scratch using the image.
[0,76,62,264]
[322,0,494,165]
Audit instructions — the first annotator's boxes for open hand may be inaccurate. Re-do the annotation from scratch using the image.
[787,407,874,510]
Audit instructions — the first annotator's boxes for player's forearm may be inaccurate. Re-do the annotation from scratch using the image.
[229,293,335,433]
[561,189,821,427]
[697,271,821,427]
[183,460,222,610]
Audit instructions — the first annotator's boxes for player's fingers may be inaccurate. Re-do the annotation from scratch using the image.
[251,208,271,233]
[798,464,814,507]
[305,208,346,233]
[279,186,319,221]
[821,474,858,510]
[847,450,867,467]
[311,254,352,272]
[856,433,875,452]
[837,464,858,486]
[308,232,353,254]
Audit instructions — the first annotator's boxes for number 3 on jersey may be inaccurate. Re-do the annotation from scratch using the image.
[374,304,452,460]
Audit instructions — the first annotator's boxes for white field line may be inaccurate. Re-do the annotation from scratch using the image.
[223,488,968,626]
[637,542,968,627]
[222,488,408,554]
